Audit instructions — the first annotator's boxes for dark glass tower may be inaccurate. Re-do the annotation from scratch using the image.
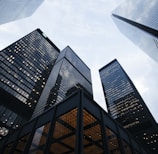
[99,59,158,153]
[32,46,93,118]
[112,0,158,63]
[0,29,60,138]
[0,29,93,140]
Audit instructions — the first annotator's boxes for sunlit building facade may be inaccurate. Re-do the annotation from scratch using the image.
[0,29,60,139]
[112,0,158,63]
[99,59,158,153]
[0,90,149,154]
[0,0,44,25]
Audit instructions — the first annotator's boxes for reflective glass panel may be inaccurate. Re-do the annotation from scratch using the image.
[47,59,92,107]
[0,0,44,24]
[65,48,91,82]
[29,122,51,153]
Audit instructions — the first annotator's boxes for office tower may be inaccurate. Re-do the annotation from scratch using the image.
[0,29,93,140]
[99,59,158,153]
[0,90,149,154]
[0,29,60,139]
[0,0,44,25]
[112,0,158,63]
[32,45,93,118]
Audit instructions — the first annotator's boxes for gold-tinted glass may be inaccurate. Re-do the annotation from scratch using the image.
[50,108,77,153]
[122,140,132,154]
[29,122,51,154]
[83,109,104,154]
[13,133,30,154]
[106,127,121,154]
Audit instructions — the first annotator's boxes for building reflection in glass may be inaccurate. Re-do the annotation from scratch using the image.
[32,46,93,118]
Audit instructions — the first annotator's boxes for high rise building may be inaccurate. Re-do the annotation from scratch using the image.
[32,45,93,118]
[0,29,60,138]
[112,0,158,63]
[0,28,151,153]
[0,0,44,25]
[0,90,149,154]
[0,29,93,140]
[99,59,158,153]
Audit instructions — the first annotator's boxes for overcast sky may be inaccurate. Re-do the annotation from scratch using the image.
[0,0,158,122]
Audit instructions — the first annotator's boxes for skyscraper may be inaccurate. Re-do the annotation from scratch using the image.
[32,45,93,118]
[0,29,60,138]
[0,0,44,25]
[112,0,158,63]
[0,29,93,140]
[99,59,158,153]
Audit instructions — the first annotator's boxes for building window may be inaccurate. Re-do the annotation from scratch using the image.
[14,133,30,154]
[106,127,121,154]
[83,109,104,153]
[50,108,77,153]
[28,122,51,153]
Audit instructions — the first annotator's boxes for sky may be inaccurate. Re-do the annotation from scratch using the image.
[0,0,158,122]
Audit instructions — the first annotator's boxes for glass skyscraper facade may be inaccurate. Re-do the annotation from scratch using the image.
[0,0,44,25]
[112,0,158,63]
[0,29,93,141]
[99,59,158,153]
[32,45,93,118]
[0,29,60,139]
[0,28,152,153]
